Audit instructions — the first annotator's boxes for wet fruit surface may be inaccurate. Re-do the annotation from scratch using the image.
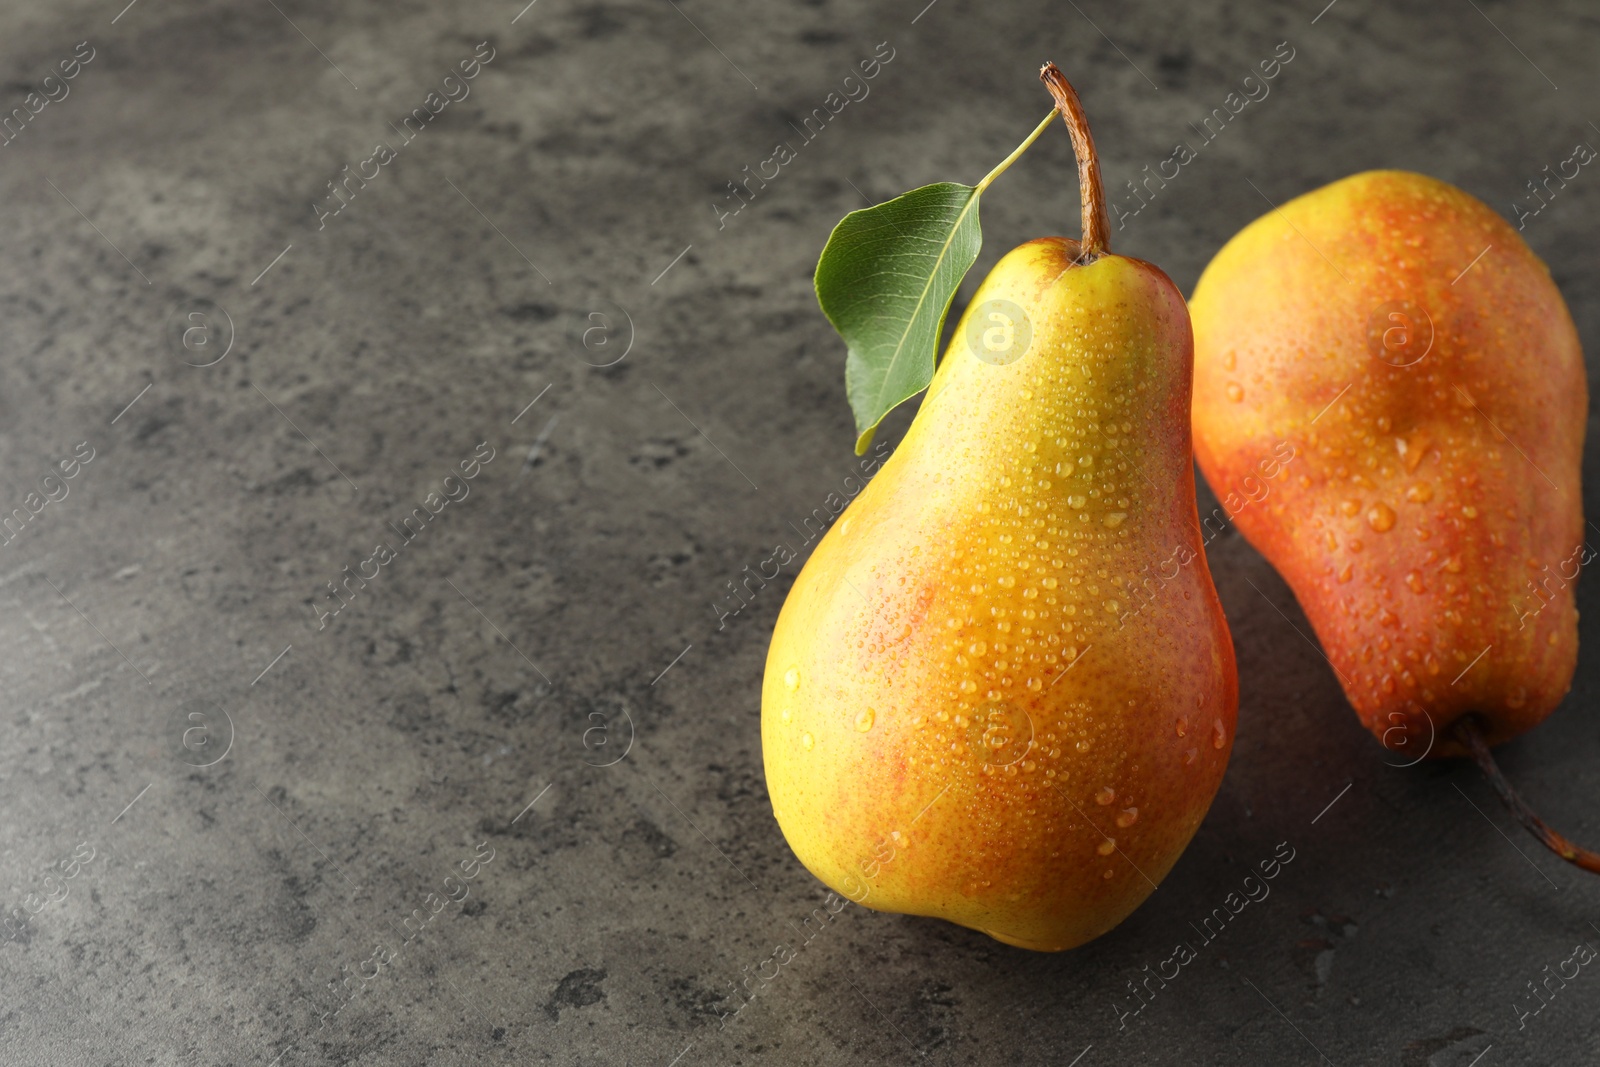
[764,239,1238,951]
[1190,170,1586,755]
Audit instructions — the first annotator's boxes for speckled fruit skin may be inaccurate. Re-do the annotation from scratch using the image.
[1190,170,1586,758]
[763,238,1238,951]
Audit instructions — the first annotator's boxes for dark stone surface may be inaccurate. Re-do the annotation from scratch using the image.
[0,0,1597,1064]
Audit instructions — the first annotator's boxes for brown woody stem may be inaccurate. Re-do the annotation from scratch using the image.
[1452,715,1600,875]
[1039,62,1111,260]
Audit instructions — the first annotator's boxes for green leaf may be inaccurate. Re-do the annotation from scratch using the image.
[814,182,983,454]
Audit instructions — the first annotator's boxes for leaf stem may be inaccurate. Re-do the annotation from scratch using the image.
[1039,62,1112,259]
[974,108,1060,196]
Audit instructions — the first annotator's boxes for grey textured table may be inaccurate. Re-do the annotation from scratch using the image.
[1,1,1597,1064]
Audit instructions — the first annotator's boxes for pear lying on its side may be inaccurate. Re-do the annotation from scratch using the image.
[1190,170,1586,758]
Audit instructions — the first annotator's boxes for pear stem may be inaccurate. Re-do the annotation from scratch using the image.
[1039,62,1111,260]
[1452,715,1600,875]
[975,108,1060,196]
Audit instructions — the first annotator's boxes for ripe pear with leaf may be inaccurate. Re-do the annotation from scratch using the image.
[762,66,1237,950]
[1190,170,1598,872]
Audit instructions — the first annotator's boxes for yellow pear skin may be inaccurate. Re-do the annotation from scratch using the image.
[764,229,1238,950]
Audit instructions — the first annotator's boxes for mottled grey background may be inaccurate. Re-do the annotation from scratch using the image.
[0,0,1596,1064]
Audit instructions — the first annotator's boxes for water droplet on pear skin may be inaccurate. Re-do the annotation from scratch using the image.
[1366,502,1396,532]
[784,667,801,691]
[1116,807,1139,828]
[1212,719,1227,748]
[1096,786,1116,806]
[1096,838,1117,856]
[855,708,875,733]
[1225,382,1244,403]
[801,732,814,751]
